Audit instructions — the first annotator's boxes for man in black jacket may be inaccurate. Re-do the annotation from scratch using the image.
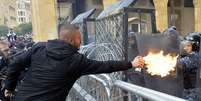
[4,24,145,101]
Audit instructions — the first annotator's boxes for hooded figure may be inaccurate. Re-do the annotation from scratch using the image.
[4,24,145,101]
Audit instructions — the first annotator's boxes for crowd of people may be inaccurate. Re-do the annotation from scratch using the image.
[0,24,200,101]
[0,29,34,101]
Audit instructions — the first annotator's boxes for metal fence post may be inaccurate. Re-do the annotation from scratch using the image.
[122,11,129,101]
[151,10,157,33]
[83,19,89,45]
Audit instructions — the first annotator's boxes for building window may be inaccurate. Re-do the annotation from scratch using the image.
[21,18,26,22]
[20,11,23,16]
[18,2,26,9]
[4,17,8,25]
[21,11,23,16]
[18,3,21,8]
[20,18,24,22]
[184,0,194,7]
[19,11,25,16]
[168,0,182,7]
[131,24,139,32]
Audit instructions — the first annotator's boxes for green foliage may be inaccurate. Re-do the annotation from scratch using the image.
[0,25,9,36]
[14,22,32,35]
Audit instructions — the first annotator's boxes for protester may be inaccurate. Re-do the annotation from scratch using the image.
[4,24,145,101]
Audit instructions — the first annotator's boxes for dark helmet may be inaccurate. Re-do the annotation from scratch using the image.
[184,32,201,52]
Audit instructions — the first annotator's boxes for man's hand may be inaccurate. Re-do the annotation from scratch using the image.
[132,56,145,68]
[4,89,13,98]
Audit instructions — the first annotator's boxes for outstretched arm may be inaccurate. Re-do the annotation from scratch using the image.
[76,54,144,76]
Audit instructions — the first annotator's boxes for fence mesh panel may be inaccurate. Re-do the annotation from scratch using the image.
[68,13,127,101]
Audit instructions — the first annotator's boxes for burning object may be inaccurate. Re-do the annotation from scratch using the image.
[131,31,183,97]
[143,51,178,77]
[134,31,180,77]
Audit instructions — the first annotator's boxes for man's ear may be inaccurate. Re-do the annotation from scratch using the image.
[69,39,75,46]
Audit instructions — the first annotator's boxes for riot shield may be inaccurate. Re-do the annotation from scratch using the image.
[134,31,183,97]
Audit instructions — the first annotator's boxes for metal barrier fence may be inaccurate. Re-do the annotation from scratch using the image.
[66,0,183,100]
[114,80,187,101]
[71,9,96,45]
[67,42,125,101]
[67,7,156,101]
[67,43,187,101]
[67,71,187,101]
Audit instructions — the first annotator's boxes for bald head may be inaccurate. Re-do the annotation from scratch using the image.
[59,24,81,48]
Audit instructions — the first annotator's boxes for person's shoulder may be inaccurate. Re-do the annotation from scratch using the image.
[30,42,47,52]
[32,42,46,48]
[72,53,86,60]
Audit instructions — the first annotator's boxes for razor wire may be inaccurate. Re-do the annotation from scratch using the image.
[67,13,186,101]
[67,43,126,101]
[67,14,127,101]
[95,13,125,80]
[79,13,125,80]
[67,75,110,101]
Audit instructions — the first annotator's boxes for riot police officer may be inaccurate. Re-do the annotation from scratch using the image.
[178,32,201,101]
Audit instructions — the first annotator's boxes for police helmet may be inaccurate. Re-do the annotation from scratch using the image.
[184,32,201,52]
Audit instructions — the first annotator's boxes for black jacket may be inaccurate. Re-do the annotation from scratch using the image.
[5,40,132,101]
[178,53,201,89]
[0,51,9,77]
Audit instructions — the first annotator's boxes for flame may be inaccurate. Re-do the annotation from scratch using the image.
[143,51,177,77]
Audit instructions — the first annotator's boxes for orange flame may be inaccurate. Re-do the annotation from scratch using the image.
[143,51,177,77]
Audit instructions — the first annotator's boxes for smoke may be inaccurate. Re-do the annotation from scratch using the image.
[135,30,180,56]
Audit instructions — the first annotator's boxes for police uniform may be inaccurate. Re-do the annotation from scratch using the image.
[178,32,201,101]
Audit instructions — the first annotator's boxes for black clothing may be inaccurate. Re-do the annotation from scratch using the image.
[178,53,201,100]
[178,53,201,89]
[5,39,132,101]
[0,52,8,72]
[183,88,201,101]
[0,51,9,101]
